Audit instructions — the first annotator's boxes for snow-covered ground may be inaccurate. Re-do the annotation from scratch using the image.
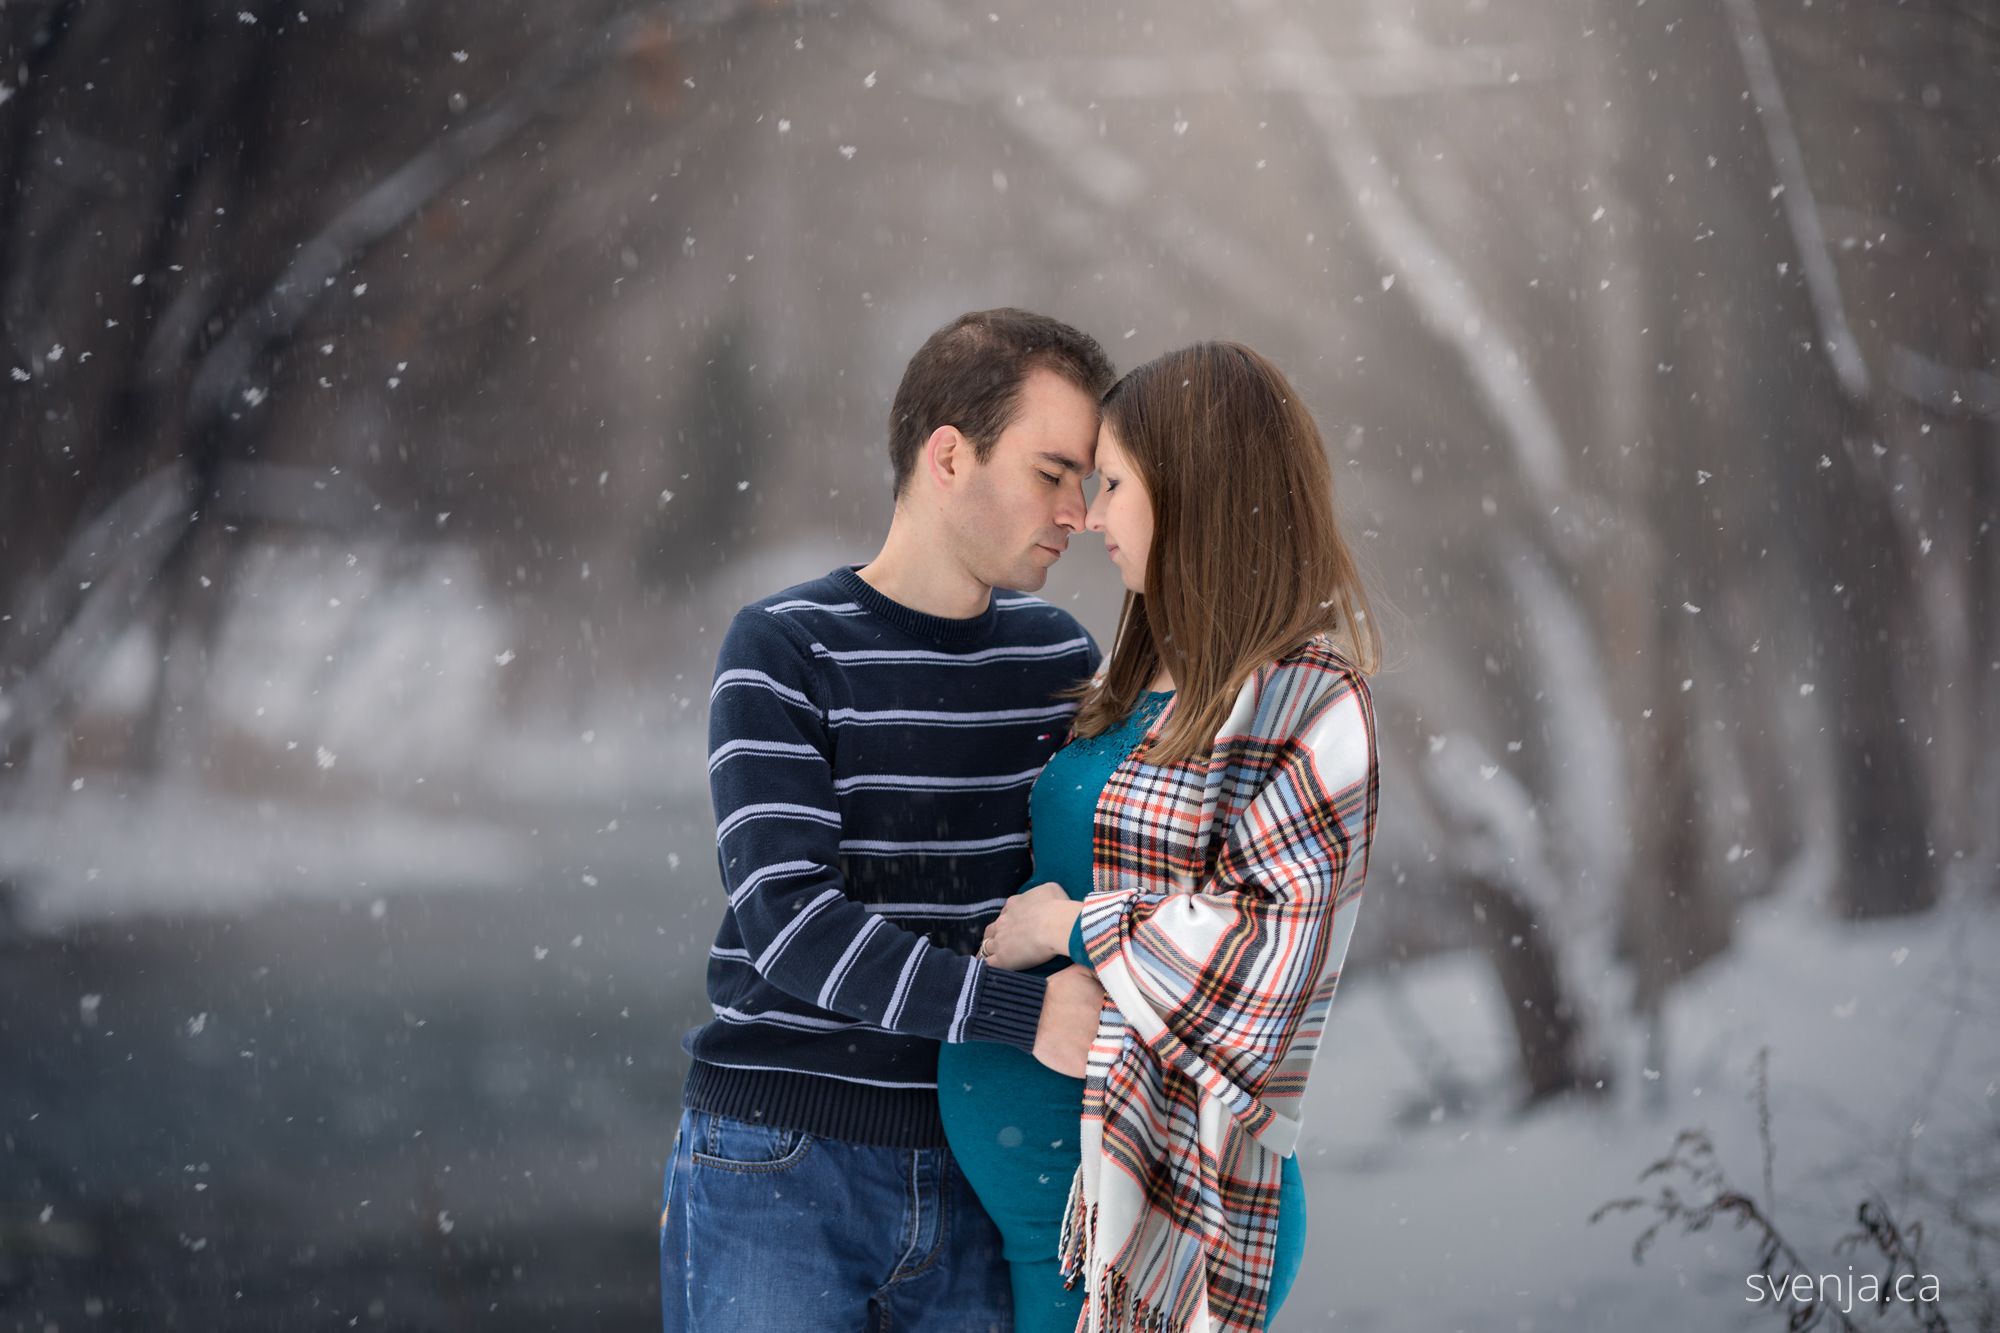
[1287,889,1999,1332]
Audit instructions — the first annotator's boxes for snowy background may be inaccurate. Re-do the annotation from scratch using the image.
[2,0,1996,1329]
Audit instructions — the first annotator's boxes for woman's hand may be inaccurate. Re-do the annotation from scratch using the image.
[978,882,1083,971]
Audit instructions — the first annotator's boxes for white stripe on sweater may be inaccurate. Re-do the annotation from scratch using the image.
[840,834,1029,856]
[808,636,1090,666]
[818,914,889,1010]
[710,668,815,710]
[832,767,1041,794]
[863,896,1009,919]
[708,738,822,773]
[947,962,983,1043]
[692,1056,937,1091]
[762,594,1047,617]
[711,1004,857,1033]
[754,886,844,973]
[881,939,930,1030]
[826,703,1076,728]
[715,802,841,843]
[726,859,821,909]
[764,599,862,615]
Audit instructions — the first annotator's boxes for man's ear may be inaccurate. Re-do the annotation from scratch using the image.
[925,425,967,490]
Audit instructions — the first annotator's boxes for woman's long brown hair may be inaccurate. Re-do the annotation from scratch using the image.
[1071,342,1380,766]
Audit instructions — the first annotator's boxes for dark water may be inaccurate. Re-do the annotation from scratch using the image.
[1,807,715,1332]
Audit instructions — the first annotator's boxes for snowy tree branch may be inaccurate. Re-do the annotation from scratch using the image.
[1887,344,2000,424]
[1720,0,1873,404]
[0,464,195,755]
[186,11,657,426]
[1240,0,1575,518]
[878,0,1337,345]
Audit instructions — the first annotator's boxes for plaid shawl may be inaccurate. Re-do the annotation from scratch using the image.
[1059,636,1379,1333]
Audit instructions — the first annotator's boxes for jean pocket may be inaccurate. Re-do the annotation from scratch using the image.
[689,1112,813,1174]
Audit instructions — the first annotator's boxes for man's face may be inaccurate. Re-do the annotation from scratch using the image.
[947,367,1099,593]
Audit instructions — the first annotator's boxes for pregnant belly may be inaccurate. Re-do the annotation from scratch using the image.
[937,1041,1088,1262]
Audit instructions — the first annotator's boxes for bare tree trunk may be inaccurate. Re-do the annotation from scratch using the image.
[132,516,233,777]
[1722,0,1941,919]
[1455,873,1603,1104]
[1578,0,1734,1098]
[1968,268,2000,899]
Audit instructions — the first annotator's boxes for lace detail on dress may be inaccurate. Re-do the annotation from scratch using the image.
[1062,691,1172,762]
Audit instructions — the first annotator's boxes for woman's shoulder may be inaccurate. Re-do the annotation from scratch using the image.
[1254,633,1370,704]
[1219,635,1369,752]
[1246,638,1375,790]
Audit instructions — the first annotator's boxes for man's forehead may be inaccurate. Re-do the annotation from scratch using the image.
[1034,447,1094,476]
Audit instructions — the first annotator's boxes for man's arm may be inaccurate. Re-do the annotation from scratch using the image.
[706,607,1047,1049]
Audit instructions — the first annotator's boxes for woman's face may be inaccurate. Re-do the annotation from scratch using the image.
[1085,422,1154,595]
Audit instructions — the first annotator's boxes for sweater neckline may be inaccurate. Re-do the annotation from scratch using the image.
[829,565,1003,645]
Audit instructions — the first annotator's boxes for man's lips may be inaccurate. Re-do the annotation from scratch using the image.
[1037,543,1066,557]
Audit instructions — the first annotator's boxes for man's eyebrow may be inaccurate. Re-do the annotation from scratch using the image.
[1035,451,1088,473]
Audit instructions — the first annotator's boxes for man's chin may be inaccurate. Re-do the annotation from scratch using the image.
[1005,557,1056,592]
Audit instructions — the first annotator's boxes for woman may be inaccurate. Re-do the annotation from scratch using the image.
[937,341,1382,1333]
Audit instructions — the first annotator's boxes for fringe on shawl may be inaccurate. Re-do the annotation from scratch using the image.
[1057,1169,1184,1333]
[1058,1167,1089,1292]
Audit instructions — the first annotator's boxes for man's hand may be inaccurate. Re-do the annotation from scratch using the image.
[980,882,1082,971]
[1032,964,1104,1078]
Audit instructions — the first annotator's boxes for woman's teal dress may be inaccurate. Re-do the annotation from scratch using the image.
[938,692,1306,1332]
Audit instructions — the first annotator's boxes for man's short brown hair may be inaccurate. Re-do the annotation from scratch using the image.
[888,308,1115,498]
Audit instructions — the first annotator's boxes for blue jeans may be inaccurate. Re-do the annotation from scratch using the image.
[660,1107,1012,1332]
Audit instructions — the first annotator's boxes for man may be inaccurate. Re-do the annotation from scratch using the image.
[662,309,1117,1332]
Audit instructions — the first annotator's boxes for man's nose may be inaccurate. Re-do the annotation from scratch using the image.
[1055,478,1088,532]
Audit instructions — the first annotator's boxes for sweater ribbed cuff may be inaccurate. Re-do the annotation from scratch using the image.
[962,962,1047,1053]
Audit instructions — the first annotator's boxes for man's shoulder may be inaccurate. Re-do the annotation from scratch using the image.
[710,575,849,677]
[988,588,1095,650]
[740,570,857,621]
[722,571,863,651]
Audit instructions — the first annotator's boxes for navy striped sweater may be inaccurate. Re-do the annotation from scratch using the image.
[682,565,1102,1148]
